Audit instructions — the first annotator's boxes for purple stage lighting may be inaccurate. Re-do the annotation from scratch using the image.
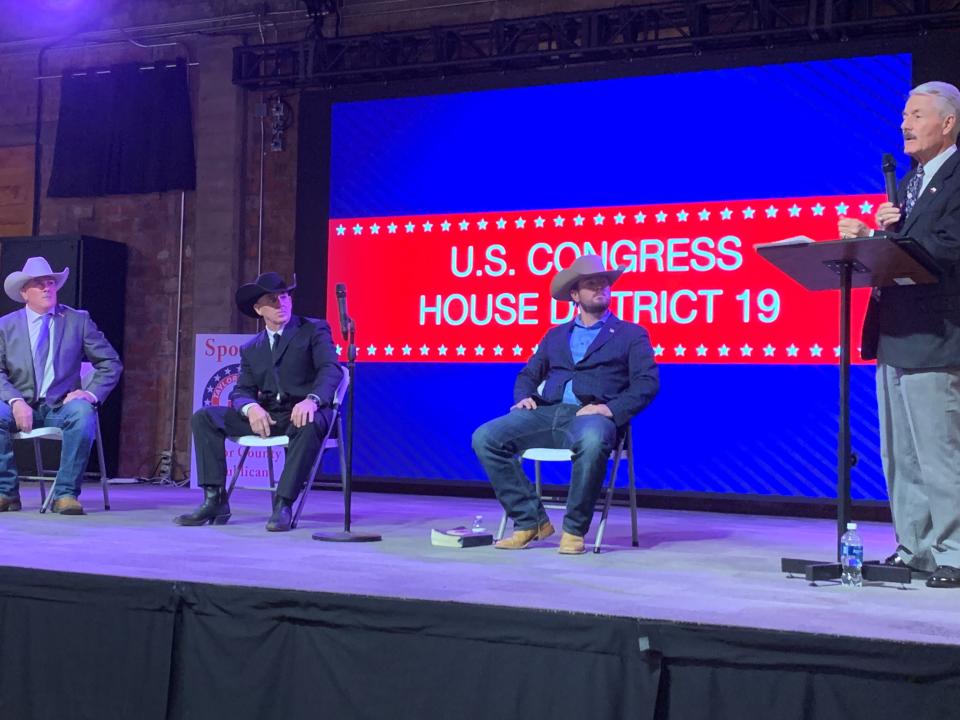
[4,0,102,39]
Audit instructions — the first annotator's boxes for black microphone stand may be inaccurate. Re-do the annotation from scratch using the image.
[313,306,381,542]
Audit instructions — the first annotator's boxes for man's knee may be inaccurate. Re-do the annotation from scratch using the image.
[62,399,96,427]
[471,423,492,454]
[472,419,505,455]
[290,418,323,445]
[191,407,214,432]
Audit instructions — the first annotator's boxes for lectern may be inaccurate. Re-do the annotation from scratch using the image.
[755,236,939,584]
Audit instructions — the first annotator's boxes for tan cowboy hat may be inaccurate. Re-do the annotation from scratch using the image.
[549,254,625,301]
[235,272,297,318]
[4,257,70,303]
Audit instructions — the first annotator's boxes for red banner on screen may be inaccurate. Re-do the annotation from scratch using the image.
[327,195,882,364]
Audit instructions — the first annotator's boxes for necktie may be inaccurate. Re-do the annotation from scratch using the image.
[34,313,51,396]
[270,331,282,400]
[902,165,924,218]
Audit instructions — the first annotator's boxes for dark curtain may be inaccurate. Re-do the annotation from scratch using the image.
[48,59,196,197]
[0,567,176,720]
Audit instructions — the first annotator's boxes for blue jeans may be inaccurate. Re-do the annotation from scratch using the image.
[472,404,617,536]
[0,400,98,499]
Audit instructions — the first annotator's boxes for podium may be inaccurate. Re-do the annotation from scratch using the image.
[755,236,939,584]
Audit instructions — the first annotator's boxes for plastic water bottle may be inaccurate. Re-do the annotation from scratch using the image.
[471,515,485,533]
[840,522,863,588]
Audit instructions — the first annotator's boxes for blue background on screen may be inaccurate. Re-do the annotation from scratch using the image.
[327,53,912,500]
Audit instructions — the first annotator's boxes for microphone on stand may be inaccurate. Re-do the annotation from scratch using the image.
[335,283,349,340]
[314,281,382,543]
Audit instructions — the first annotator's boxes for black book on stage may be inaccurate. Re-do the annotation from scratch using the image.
[431,527,494,548]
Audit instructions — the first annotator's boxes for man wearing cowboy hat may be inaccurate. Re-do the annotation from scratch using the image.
[0,256,122,514]
[472,254,659,554]
[176,271,342,531]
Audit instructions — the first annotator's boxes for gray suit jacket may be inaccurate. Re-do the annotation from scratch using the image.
[0,304,122,405]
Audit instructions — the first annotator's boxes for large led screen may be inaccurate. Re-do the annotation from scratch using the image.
[325,53,912,500]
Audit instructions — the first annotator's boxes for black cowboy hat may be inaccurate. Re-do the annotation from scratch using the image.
[235,272,297,318]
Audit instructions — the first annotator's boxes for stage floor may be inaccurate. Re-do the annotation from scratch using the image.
[2,484,957,647]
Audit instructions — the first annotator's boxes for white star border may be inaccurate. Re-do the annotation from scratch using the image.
[330,196,882,237]
[341,340,851,361]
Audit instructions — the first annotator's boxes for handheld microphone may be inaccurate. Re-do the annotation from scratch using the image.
[335,283,349,340]
[882,153,898,205]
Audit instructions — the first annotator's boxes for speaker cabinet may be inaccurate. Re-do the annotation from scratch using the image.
[0,235,127,478]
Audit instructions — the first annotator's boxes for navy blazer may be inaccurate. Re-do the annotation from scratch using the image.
[230,315,342,411]
[861,149,960,368]
[514,314,659,427]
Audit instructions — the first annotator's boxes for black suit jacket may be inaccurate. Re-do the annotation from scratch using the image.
[515,314,659,427]
[861,148,960,368]
[230,315,341,412]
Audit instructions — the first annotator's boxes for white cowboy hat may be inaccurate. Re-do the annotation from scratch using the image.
[3,257,70,303]
[549,254,625,301]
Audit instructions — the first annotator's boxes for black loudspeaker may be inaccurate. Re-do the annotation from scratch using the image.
[0,235,127,478]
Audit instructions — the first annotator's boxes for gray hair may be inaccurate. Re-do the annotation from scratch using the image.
[910,81,960,140]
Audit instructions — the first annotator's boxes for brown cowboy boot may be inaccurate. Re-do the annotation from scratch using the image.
[52,496,85,515]
[558,531,586,555]
[495,520,555,550]
[0,493,22,512]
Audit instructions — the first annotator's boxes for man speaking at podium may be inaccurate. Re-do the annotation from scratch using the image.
[838,81,960,588]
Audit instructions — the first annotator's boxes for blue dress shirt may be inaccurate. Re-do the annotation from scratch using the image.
[561,310,611,405]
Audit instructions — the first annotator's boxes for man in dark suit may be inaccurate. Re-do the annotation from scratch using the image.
[0,256,122,515]
[177,272,342,532]
[839,81,960,588]
[472,254,659,554]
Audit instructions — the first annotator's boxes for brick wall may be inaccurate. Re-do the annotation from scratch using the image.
[27,42,203,479]
[0,0,586,478]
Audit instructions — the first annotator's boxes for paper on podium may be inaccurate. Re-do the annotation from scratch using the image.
[767,235,814,246]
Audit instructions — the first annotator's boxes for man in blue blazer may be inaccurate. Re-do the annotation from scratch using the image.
[839,81,960,588]
[177,272,342,532]
[472,254,659,554]
[0,257,122,514]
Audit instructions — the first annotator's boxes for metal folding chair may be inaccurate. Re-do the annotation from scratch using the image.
[495,424,638,553]
[226,365,348,529]
[12,364,111,513]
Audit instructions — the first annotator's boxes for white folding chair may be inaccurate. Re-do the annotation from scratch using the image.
[495,424,638,553]
[13,363,111,513]
[225,365,349,529]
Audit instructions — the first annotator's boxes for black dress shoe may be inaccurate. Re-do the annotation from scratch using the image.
[883,552,931,578]
[266,497,293,532]
[926,565,960,588]
[174,486,231,526]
